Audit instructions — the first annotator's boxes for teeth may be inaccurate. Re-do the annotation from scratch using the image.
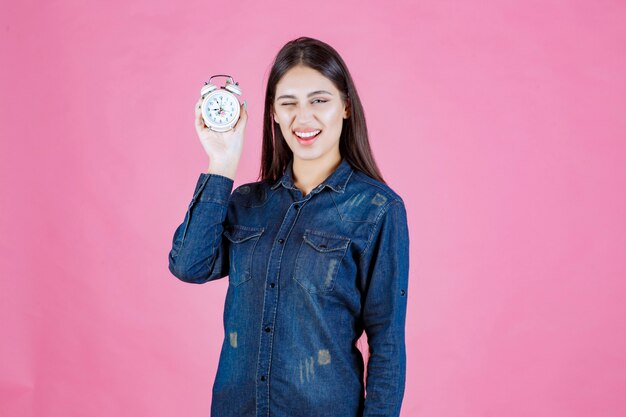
[294,130,321,138]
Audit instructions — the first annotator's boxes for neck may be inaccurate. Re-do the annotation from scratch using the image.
[292,154,341,194]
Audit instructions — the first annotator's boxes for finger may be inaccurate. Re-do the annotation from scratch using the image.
[196,97,204,116]
[196,110,207,132]
[234,101,247,129]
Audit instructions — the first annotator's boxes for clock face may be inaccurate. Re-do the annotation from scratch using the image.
[202,90,239,127]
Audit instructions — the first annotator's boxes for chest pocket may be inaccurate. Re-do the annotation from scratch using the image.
[223,225,265,287]
[293,229,351,294]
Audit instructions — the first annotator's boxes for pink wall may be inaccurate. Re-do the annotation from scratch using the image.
[2,1,625,416]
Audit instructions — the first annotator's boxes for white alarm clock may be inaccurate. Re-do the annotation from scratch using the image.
[199,75,243,132]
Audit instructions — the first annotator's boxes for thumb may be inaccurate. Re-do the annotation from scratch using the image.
[235,100,248,129]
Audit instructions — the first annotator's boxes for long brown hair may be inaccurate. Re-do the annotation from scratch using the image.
[257,36,386,185]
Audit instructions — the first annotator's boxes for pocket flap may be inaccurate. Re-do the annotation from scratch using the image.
[223,225,264,243]
[302,229,350,252]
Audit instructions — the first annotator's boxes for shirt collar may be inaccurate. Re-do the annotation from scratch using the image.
[270,158,353,193]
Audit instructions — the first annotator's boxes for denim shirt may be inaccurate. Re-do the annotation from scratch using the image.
[168,158,410,417]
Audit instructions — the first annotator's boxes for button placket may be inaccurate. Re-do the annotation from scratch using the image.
[256,198,309,415]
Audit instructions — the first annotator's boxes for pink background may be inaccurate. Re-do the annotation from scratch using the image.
[2,1,625,416]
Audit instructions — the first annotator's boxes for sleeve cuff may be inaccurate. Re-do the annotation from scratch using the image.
[192,173,234,205]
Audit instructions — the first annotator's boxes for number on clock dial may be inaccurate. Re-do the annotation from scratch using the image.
[208,93,237,125]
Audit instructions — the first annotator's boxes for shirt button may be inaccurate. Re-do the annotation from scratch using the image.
[294,204,299,210]
[264,326,271,332]
[260,375,266,381]
[269,283,275,288]
[278,238,284,244]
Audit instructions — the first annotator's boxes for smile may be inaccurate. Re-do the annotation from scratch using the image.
[293,129,321,138]
[293,129,321,145]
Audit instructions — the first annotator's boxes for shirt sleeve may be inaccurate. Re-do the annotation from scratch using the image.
[168,173,234,284]
[358,199,410,417]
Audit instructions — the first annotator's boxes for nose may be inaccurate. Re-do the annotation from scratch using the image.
[294,104,315,124]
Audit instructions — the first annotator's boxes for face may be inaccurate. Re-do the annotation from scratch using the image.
[273,65,349,164]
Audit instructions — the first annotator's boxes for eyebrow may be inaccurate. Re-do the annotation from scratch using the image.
[276,90,333,100]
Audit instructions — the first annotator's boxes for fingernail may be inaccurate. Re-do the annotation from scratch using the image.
[243,100,247,110]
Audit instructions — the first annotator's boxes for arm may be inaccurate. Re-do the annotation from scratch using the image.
[167,173,234,284]
[359,199,410,417]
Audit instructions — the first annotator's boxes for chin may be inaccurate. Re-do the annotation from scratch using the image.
[292,151,322,161]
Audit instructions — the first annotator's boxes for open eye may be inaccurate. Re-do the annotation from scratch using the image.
[313,99,328,104]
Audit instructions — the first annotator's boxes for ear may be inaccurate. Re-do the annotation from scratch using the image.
[343,99,351,119]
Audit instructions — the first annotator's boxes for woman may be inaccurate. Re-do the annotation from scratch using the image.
[168,36,410,417]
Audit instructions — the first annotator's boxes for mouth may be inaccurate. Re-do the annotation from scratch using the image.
[293,129,322,145]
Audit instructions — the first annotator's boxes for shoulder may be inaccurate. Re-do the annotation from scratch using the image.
[229,179,272,208]
[349,170,405,207]
[338,170,405,224]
